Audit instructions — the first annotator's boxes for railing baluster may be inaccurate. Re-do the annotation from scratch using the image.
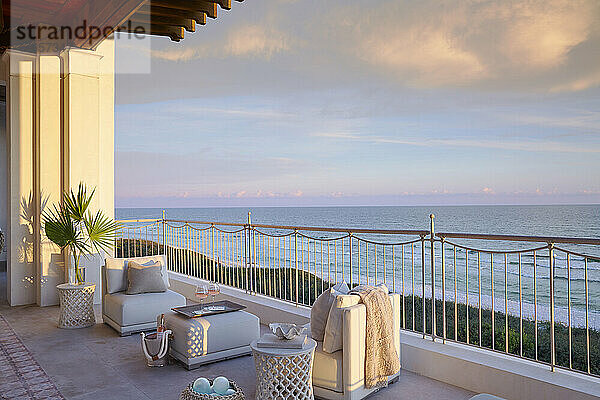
[356,240,361,286]
[314,239,317,303]
[341,238,345,285]
[349,235,353,290]
[421,236,426,338]
[277,236,282,298]
[210,224,217,281]
[412,242,415,332]
[262,234,267,295]
[441,239,446,342]
[478,251,482,346]
[584,257,590,374]
[375,243,378,284]
[320,240,324,293]
[505,253,508,354]
[466,250,470,345]
[334,240,338,285]
[365,242,369,286]
[392,245,396,294]
[534,250,538,361]
[549,244,555,371]
[295,230,299,306]
[301,236,305,305]
[491,253,495,351]
[401,244,405,329]
[430,215,436,341]
[383,245,387,286]
[518,253,522,357]
[567,253,572,370]
[454,246,457,341]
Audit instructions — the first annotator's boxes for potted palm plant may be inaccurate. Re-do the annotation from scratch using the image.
[43,183,120,285]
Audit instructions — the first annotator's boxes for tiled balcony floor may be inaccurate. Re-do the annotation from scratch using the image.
[0,268,474,399]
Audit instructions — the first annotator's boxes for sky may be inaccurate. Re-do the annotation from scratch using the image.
[114,0,600,208]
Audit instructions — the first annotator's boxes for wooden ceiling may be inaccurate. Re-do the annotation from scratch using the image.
[120,0,243,42]
[1,0,244,52]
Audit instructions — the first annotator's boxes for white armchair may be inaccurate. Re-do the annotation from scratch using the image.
[102,255,186,336]
[312,293,401,400]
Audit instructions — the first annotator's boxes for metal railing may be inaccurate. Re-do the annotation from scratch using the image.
[114,213,600,378]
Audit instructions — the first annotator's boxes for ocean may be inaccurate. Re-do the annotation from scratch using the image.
[116,205,600,328]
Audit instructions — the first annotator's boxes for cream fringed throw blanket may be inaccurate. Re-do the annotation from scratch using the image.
[349,285,400,388]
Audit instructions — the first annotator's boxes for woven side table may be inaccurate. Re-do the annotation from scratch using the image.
[57,283,96,329]
[250,338,316,400]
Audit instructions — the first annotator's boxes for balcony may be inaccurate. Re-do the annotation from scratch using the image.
[1,214,599,400]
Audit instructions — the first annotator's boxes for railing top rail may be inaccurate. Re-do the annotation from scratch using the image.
[114,217,600,245]
[437,232,600,245]
[250,223,429,235]
[116,218,161,223]
[164,219,246,227]
[161,218,429,235]
[165,219,429,236]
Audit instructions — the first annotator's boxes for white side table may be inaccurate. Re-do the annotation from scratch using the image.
[251,337,317,400]
[56,283,96,329]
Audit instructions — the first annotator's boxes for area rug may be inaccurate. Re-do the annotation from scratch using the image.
[0,314,65,400]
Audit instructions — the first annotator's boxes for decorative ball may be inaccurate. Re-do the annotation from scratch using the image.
[224,389,236,395]
[211,376,230,395]
[192,377,212,394]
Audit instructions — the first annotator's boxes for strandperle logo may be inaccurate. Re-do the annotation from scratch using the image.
[14,20,147,47]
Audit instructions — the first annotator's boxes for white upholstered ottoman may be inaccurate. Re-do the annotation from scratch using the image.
[162,310,260,370]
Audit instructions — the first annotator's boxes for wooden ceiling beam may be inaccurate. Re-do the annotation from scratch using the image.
[130,14,195,32]
[149,0,217,18]
[135,5,206,25]
[211,0,231,10]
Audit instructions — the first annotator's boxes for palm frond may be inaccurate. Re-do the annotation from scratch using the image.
[42,204,80,250]
[64,183,95,222]
[84,210,121,254]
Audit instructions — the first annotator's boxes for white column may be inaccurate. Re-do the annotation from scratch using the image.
[60,39,115,304]
[36,55,64,306]
[3,51,36,306]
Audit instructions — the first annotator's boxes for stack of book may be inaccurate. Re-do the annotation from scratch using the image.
[256,333,308,349]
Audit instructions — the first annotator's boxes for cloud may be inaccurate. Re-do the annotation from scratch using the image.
[150,25,291,62]
[353,8,487,86]
[225,25,289,58]
[551,70,600,93]
[334,0,600,89]
[313,131,600,153]
[495,0,594,69]
[117,0,600,106]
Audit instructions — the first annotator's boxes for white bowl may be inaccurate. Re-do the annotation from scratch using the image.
[269,323,307,340]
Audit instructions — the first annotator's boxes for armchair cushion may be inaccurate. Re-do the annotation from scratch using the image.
[104,289,185,326]
[311,282,349,341]
[105,255,169,294]
[323,293,360,353]
[313,341,343,392]
[126,261,168,295]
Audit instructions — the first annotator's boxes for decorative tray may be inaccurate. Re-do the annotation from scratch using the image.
[172,300,245,318]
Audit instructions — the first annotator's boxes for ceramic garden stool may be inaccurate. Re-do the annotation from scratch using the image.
[251,338,317,400]
[57,283,96,329]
